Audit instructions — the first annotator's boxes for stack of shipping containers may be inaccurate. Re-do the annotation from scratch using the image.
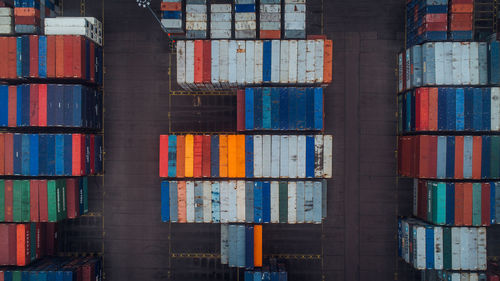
[0,3,12,34]
[259,0,281,39]
[397,0,500,278]
[210,4,231,39]
[186,0,207,39]
[160,0,184,34]
[14,0,61,34]
[283,0,305,39]
[0,8,103,276]
[160,0,335,278]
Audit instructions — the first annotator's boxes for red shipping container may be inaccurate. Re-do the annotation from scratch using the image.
[424,13,447,23]
[72,134,82,176]
[4,134,12,175]
[202,135,211,177]
[38,180,48,222]
[90,135,95,174]
[46,36,56,78]
[90,40,95,82]
[194,40,203,85]
[80,135,85,175]
[7,86,15,127]
[16,223,30,266]
[419,88,429,131]
[7,37,16,79]
[38,85,47,127]
[418,135,430,178]
[14,8,39,17]
[428,136,438,178]
[29,84,38,126]
[415,90,421,131]
[472,136,482,180]
[423,22,448,32]
[66,178,77,219]
[159,135,168,177]
[14,15,39,26]
[455,136,464,179]
[260,30,281,39]
[176,135,185,178]
[29,180,39,222]
[455,183,464,226]
[55,36,64,78]
[161,2,181,11]
[451,4,473,13]
[0,134,3,174]
[0,37,7,78]
[64,35,73,79]
[193,135,202,177]
[202,41,211,84]
[73,36,84,78]
[0,224,16,265]
[463,183,473,226]
[45,223,57,255]
[481,183,491,226]
[4,180,13,222]
[450,15,473,31]
[237,90,245,131]
[428,88,438,130]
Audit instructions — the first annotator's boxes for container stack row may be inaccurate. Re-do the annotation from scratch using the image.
[14,0,61,35]
[176,39,333,90]
[161,0,183,34]
[413,180,499,226]
[0,223,58,266]
[244,269,288,281]
[259,0,281,39]
[161,180,326,224]
[449,0,474,41]
[284,0,306,39]
[44,17,103,46]
[0,178,89,223]
[406,0,448,47]
[421,270,486,281]
[237,87,324,131]
[398,87,500,133]
[0,6,12,35]
[159,134,333,179]
[220,224,262,268]
[210,4,231,39]
[186,0,207,39]
[398,218,487,271]
[0,256,102,279]
[235,0,256,39]
[0,84,103,129]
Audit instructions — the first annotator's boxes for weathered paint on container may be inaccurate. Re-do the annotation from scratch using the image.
[452,42,462,85]
[253,135,263,178]
[280,40,289,83]
[220,181,229,223]
[228,40,237,87]
[314,135,324,178]
[297,135,306,178]
[479,42,488,85]
[491,88,500,131]
[186,181,195,223]
[434,226,443,269]
[477,227,487,270]
[185,41,195,88]
[219,40,229,87]
[323,135,332,178]
[221,224,229,264]
[245,41,254,85]
[296,181,305,223]
[270,181,279,223]
[246,181,254,223]
[194,181,203,222]
[288,182,296,223]
[229,180,237,222]
[470,42,479,85]
[460,227,469,270]
[254,181,263,223]
[177,41,186,89]
[280,135,289,178]
[254,40,263,84]
[314,40,324,83]
[435,42,444,85]
[237,41,246,86]
[203,181,211,223]
[211,181,220,222]
[237,180,246,222]
[262,135,271,178]
[211,40,220,88]
[289,40,298,83]
[443,42,453,85]
[271,135,280,178]
[461,42,470,85]
[271,40,280,83]
[304,181,313,223]
[178,181,187,222]
[306,40,315,83]
[288,135,297,178]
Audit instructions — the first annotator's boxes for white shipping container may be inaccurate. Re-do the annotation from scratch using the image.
[285,12,306,22]
[315,39,324,83]
[260,4,281,13]
[477,228,487,270]
[323,135,332,178]
[211,41,220,88]
[186,4,207,13]
[285,3,306,13]
[220,181,229,223]
[280,41,289,83]
[280,136,289,178]
[186,22,207,31]
[44,26,91,37]
[236,41,246,85]
[415,226,426,269]
[288,135,298,178]
[228,181,237,222]
[228,40,238,87]
[434,227,443,270]
[270,181,279,223]
[469,227,478,270]
[271,40,281,83]
[186,13,207,21]
[186,41,195,87]
[492,88,500,131]
[177,41,186,89]
[260,21,281,30]
[260,13,281,22]
[434,42,445,85]
[288,40,298,83]
[236,181,245,223]
[211,30,231,39]
[0,17,11,25]
[245,41,255,85]
[271,135,280,178]
[235,21,257,30]
[162,19,183,29]
[45,17,89,27]
[288,182,297,223]
[297,135,306,178]
[285,21,306,30]
[460,227,469,270]
[220,224,229,264]
[203,181,212,223]
[186,181,195,223]
[262,135,271,178]
[314,135,324,178]
[254,40,263,84]
[444,42,453,85]
[461,42,470,85]
[211,4,231,13]
[211,21,231,30]
[254,135,263,178]
[452,42,462,85]
[297,40,307,83]
[470,42,479,85]
[220,40,229,87]
[452,227,463,269]
[235,13,256,21]
[0,8,12,16]
[0,25,13,34]
[306,40,316,83]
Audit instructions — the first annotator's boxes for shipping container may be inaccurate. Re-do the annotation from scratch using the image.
[160,180,326,224]
[186,2,207,39]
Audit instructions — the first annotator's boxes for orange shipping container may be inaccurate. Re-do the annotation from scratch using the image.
[161,2,181,11]
[227,135,238,178]
[177,135,186,178]
[323,40,333,84]
[260,30,280,39]
[451,4,473,13]
[472,136,482,180]
[193,135,203,177]
[194,40,204,85]
[0,37,7,78]
[185,135,194,178]
[236,135,245,178]
[454,183,464,225]
[463,183,473,226]
[219,135,228,177]
[178,181,187,223]
[46,36,56,78]
[159,135,169,177]
[7,37,16,79]
[253,225,262,267]
[55,36,64,78]
[14,7,39,17]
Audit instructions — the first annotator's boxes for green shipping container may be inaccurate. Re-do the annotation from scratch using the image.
[13,181,22,222]
[279,182,288,223]
[472,183,482,226]
[47,180,57,222]
[21,180,30,222]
